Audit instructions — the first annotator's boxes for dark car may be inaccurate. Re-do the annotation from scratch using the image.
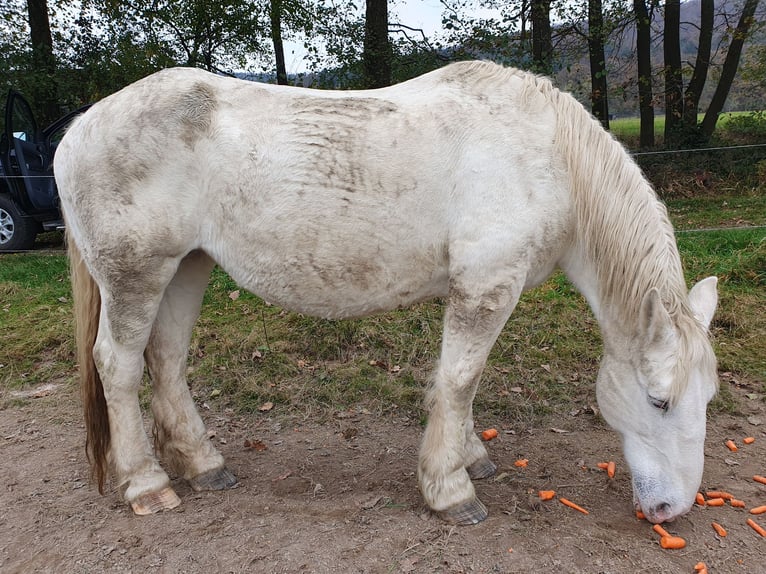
[0,91,89,251]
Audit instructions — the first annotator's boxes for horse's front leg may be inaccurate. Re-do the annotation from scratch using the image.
[146,251,238,493]
[418,281,519,525]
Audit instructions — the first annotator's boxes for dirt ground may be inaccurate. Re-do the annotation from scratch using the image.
[1,379,764,574]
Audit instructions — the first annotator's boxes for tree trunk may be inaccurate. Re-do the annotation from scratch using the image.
[26,0,58,123]
[663,0,683,146]
[682,0,713,129]
[363,0,392,88]
[531,0,553,75]
[700,0,760,140]
[634,0,654,148]
[270,0,288,85]
[588,0,609,129]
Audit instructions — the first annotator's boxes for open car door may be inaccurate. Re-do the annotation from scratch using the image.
[3,90,57,212]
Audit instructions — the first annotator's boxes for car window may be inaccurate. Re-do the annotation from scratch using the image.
[8,94,38,144]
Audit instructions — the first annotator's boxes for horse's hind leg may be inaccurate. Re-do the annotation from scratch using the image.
[93,257,186,515]
[418,279,520,525]
[145,250,237,492]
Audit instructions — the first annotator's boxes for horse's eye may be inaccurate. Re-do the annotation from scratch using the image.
[648,396,669,412]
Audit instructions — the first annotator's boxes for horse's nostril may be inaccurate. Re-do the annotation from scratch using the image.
[653,502,672,517]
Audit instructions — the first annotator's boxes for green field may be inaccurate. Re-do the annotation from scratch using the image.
[610,112,754,141]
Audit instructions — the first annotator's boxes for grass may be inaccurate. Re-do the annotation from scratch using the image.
[610,112,753,141]
[1,198,764,421]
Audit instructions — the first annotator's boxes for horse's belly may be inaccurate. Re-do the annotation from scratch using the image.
[212,230,450,319]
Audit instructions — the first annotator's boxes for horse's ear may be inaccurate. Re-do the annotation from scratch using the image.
[688,276,718,330]
[639,288,675,348]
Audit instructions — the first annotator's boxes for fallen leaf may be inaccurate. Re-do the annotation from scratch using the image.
[259,401,274,412]
[210,389,221,398]
[244,439,268,451]
[510,387,523,394]
[550,427,570,434]
[228,290,240,300]
[541,364,551,373]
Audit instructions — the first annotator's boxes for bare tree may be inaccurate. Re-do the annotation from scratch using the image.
[531,0,553,74]
[269,0,288,84]
[663,0,683,145]
[682,0,714,132]
[634,0,654,148]
[364,0,392,88]
[588,0,609,128]
[26,0,58,122]
[700,0,761,141]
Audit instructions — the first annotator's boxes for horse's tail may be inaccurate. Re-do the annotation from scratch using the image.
[67,230,110,494]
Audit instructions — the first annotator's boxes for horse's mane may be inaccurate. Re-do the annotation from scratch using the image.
[446,61,717,402]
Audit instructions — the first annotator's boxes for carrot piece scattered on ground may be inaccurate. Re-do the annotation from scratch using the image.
[538,490,556,501]
[694,562,708,573]
[743,436,755,444]
[725,439,738,452]
[559,497,589,515]
[597,462,609,470]
[514,458,528,468]
[730,499,746,508]
[480,428,498,441]
[750,505,766,515]
[712,522,727,537]
[607,461,616,479]
[706,497,726,507]
[652,524,671,538]
[754,475,766,485]
[747,518,766,537]
[705,490,734,500]
[635,510,646,520]
[695,492,706,506]
[659,536,686,549]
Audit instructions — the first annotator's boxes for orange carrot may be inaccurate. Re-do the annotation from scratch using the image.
[743,436,755,444]
[750,505,766,515]
[747,518,766,537]
[635,510,646,520]
[597,462,609,470]
[712,521,727,537]
[705,490,734,500]
[730,499,746,508]
[559,497,589,515]
[706,497,726,507]
[538,490,556,501]
[514,458,529,468]
[480,428,498,441]
[659,536,686,549]
[695,492,706,506]
[725,439,738,452]
[652,524,671,538]
[607,461,616,479]
[694,562,708,573]
[754,475,766,485]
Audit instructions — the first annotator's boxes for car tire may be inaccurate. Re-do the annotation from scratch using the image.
[0,194,38,251]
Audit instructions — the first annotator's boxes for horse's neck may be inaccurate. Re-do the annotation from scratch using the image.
[561,178,687,342]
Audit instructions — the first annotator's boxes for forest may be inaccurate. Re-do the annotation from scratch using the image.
[1,0,765,149]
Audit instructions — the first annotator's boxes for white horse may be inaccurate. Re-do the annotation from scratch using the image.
[55,61,719,525]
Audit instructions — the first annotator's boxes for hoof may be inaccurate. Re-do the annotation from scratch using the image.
[437,497,488,525]
[189,466,238,492]
[467,458,497,480]
[130,486,181,516]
